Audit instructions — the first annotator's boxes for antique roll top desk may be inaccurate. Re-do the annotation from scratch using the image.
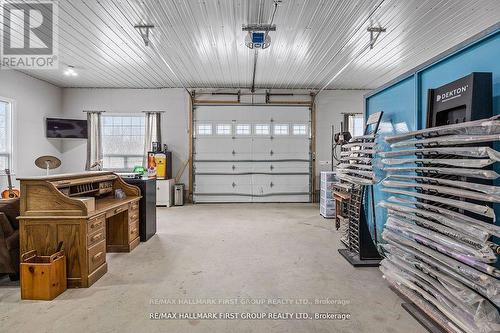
[17,172,141,288]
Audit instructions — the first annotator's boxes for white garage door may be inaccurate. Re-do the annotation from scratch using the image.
[193,105,312,203]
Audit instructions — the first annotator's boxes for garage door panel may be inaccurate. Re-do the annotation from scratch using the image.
[195,138,233,153]
[252,138,309,159]
[194,137,252,160]
[269,139,310,154]
[194,174,253,203]
[194,195,253,203]
[195,162,254,173]
[194,175,252,192]
[252,175,310,192]
[252,195,309,203]
[195,138,253,160]
[252,162,309,173]
[252,174,310,203]
[193,105,311,203]
[195,151,254,160]
[231,139,254,159]
[195,137,253,152]
[251,138,272,153]
[253,152,310,160]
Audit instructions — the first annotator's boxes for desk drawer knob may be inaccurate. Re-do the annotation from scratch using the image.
[90,221,102,229]
[91,233,102,242]
[93,252,103,261]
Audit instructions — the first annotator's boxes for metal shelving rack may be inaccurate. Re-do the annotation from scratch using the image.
[337,111,383,267]
[380,119,500,333]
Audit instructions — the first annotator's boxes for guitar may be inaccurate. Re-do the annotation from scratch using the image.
[1,169,20,199]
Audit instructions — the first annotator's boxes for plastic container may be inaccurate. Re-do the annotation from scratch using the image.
[320,204,335,218]
[321,181,336,191]
[320,189,334,200]
[321,171,337,182]
[320,197,335,208]
[320,171,337,218]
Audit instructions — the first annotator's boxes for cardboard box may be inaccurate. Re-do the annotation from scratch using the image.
[76,196,95,212]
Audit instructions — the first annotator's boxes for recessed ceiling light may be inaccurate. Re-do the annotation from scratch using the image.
[64,65,78,77]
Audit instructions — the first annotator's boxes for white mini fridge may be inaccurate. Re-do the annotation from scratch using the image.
[156,179,175,207]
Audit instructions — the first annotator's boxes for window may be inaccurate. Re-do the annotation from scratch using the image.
[274,124,289,135]
[235,124,251,135]
[216,124,232,135]
[345,114,364,137]
[0,100,11,170]
[254,124,270,135]
[292,124,308,135]
[197,124,212,135]
[102,115,145,170]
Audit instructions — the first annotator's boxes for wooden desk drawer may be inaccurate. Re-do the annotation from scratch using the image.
[129,223,139,242]
[87,215,105,233]
[129,217,139,228]
[88,229,106,248]
[88,240,106,273]
[106,204,129,218]
[129,210,139,223]
[130,201,139,211]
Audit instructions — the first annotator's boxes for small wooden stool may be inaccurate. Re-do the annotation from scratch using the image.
[334,191,351,230]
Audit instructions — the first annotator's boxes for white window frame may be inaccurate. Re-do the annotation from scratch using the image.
[345,113,364,137]
[235,124,251,136]
[197,123,213,136]
[101,114,146,171]
[273,124,289,135]
[254,124,270,135]
[0,97,13,173]
[216,124,232,136]
[292,124,308,135]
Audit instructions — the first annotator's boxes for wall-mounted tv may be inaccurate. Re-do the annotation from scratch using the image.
[46,118,88,139]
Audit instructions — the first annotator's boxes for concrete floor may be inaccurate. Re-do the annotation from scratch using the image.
[0,203,423,333]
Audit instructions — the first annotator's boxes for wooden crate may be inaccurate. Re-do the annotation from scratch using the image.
[20,250,67,300]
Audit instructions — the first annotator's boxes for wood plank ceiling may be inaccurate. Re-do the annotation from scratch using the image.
[4,0,500,89]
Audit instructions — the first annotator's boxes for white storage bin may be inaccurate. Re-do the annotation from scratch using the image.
[320,171,337,182]
[320,197,335,208]
[320,204,335,218]
[321,181,336,191]
[320,189,334,200]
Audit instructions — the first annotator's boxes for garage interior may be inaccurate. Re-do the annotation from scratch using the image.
[0,1,499,333]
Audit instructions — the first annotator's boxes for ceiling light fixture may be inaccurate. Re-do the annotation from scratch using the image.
[64,65,78,77]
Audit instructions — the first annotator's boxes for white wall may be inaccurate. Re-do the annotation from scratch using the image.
[60,88,190,184]
[0,73,365,194]
[315,90,369,187]
[59,88,366,193]
[0,70,63,187]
